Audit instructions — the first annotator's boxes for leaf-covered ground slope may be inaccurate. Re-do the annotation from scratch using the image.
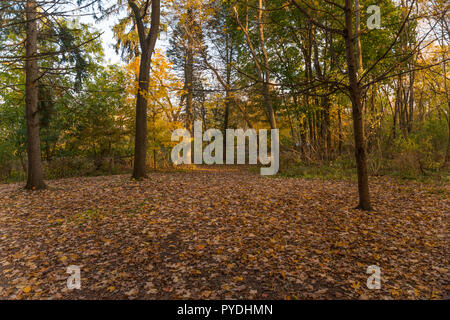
[0,167,448,299]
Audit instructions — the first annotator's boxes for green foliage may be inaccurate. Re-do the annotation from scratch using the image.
[387,119,448,175]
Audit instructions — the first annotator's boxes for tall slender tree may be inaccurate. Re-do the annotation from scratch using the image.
[24,0,46,189]
[343,0,372,210]
[1,0,93,190]
[127,0,161,179]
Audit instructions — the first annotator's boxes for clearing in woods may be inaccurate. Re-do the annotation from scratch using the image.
[0,167,448,299]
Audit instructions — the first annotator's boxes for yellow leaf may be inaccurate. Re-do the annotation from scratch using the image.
[356,262,365,268]
[351,282,360,289]
[23,286,32,293]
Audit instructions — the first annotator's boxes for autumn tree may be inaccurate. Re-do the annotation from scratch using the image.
[0,0,96,189]
[167,0,208,135]
[233,0,277,129]
[98,0,162,178]
[286,0,438,210]
[125,49,184,167]
[124,0,161,179]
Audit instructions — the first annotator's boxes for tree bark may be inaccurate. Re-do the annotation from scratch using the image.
[133,50,151,179]
[313,34,331,159]
[440,24,450,168]
[184,7,194,135]
[344,0,372,210]
[355,0,363,74]
[258,0,276,129]
[129,0,161,179]
[223,38,232,160]
[25,0,46,190]
[338,108,343,155]
[407,61,415,133]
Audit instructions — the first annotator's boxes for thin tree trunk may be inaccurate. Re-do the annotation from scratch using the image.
[344,0,372,210]
[441,24,450,167]
[444,101,450,169]
[234,0,276,129]
[258,0,276,129]
[25,0,46,190]
[407,61,415,133]
[355,0,363,74]
[313,34,331,159]
[223,39,232,161]
[200,48,254,129]
[338,108,343,155]
[185,7,194,135]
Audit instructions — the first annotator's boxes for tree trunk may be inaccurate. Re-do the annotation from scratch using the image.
[129,0,161,179]
[344,0,372,210]
[441,25,450,168]
[133,51,150,179]
[223,39,232,161]
[184,8,194,135]
[355,0,363,74]
[258,0,276,129]
[444,110,449,170]
[234,0,276,129]
[25,0,46,190]
[338,108,343,155]
[313,35,331,159]
[407,58,416,133]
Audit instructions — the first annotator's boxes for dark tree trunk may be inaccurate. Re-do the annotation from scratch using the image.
[344,0,372,211]
[441,23,450,168]
[312,33,331,159]
[338,108,343,155]
[185,47,194,135]
[25,0,46,190]
[129,0,161,179]
[258,0,276,129]
[393,80,400,139]
[223,41,232,160]
[184,7,195,135]
[407,60,416,133]
[133,51,150,179]
[446,111,450,168]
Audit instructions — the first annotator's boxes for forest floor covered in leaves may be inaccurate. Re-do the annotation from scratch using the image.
[0,166,448,300]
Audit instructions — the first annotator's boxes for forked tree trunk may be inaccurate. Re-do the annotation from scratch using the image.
[344,0,372,210]
[129,0,161,179]
[25,0,46,190]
